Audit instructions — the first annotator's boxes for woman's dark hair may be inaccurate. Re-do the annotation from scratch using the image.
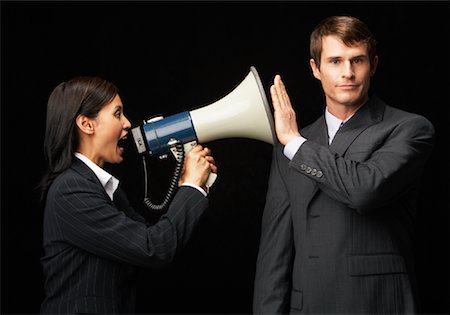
[40,76,119,200]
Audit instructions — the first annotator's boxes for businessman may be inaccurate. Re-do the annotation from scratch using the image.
[253,16,435,314]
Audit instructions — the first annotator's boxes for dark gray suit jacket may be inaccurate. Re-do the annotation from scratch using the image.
[41,158,208,314]
[253,96,435,314]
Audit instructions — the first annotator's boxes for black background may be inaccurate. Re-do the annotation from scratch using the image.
[1,1,449,314]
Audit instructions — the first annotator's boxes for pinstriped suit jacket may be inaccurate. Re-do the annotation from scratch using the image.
[253,96,435,314]
[41,158,208,314]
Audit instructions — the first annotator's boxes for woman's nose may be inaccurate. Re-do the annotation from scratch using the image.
[123,115,131,129]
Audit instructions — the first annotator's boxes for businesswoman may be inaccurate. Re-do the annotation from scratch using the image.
[40,76,217,314]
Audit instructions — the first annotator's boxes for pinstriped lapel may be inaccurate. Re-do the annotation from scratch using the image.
[302,113,328,146]
[71,157,144,220]
[299,97,384,210]
[71,157,111,201]
[329,96,385,156]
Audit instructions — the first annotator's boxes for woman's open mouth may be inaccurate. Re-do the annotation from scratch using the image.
[117,136,129,154]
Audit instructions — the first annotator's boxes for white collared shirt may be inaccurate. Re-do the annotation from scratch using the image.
[74,152,119,201]
[283,107,353,160]
[325,107,352,144]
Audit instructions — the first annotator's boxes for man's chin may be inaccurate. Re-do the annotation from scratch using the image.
[335,94,367,108]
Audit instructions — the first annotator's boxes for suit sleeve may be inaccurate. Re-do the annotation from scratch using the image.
[48,178,208,268]
[253,146,294,314]
[290,115,435,213]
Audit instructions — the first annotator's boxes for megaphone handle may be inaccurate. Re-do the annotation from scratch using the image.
[205,172,217,188]
[180,141,217,188]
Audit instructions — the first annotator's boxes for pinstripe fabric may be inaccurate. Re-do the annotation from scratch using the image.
[41,158,208,314]
[253,96,435,314]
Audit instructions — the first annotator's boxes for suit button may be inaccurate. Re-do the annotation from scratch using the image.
[306,167,312,174]
[316,171,323,178]
[311,168,317,176]
[300,164,307,171]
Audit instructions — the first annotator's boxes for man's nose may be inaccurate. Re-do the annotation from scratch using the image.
[342,61,355,79]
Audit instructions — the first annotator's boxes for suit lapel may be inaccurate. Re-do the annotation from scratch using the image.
[71,157,111,201]
[299,97,385,210]
[329,96,385,156]
[303,113,329,146]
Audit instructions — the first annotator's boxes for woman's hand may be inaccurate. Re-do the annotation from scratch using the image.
[179,145,217,189]
[270,74,301,145]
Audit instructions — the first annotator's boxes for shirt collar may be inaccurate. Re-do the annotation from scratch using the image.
[74,152,119,201]
[325,107,354,144]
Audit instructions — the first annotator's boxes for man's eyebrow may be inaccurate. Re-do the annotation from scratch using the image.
[326,54,368,60]
[351,55,368,59]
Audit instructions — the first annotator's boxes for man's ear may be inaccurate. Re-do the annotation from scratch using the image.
[75,114,95,135]
[370,55,379,76]
[310,58,321,81]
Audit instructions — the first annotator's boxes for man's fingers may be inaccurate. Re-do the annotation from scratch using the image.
[279,78,292,106]
[274,75,287,108]
[270,85,280,110]
[275,75,292,108]
[274,75,284,105]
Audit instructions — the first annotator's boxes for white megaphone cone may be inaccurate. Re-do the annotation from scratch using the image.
[130,66,276,211]
[190,66,276,145]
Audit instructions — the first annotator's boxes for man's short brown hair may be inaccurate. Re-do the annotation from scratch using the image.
[310,16,377,68]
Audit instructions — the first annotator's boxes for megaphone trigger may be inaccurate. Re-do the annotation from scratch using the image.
[168,138,185,163]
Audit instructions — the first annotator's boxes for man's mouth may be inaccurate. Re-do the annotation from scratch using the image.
[338,84,359,90]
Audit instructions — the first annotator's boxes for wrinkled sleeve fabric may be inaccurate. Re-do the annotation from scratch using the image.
[46,178,208,268]
[290,115,435,213]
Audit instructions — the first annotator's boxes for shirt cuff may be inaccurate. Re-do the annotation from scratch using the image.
[181,183,208,197]
[283,136,307,160]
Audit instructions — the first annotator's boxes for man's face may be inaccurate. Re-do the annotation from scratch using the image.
[310,35,378,109]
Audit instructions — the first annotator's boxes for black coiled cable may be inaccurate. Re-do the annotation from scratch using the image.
[142,139,185,212]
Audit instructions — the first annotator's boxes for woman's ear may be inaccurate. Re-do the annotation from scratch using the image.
[75,114,95,135]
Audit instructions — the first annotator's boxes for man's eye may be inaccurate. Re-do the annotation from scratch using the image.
[353,58,363,64]
[331,59,340,64]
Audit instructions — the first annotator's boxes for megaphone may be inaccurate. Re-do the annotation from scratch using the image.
[130,66,276,211]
